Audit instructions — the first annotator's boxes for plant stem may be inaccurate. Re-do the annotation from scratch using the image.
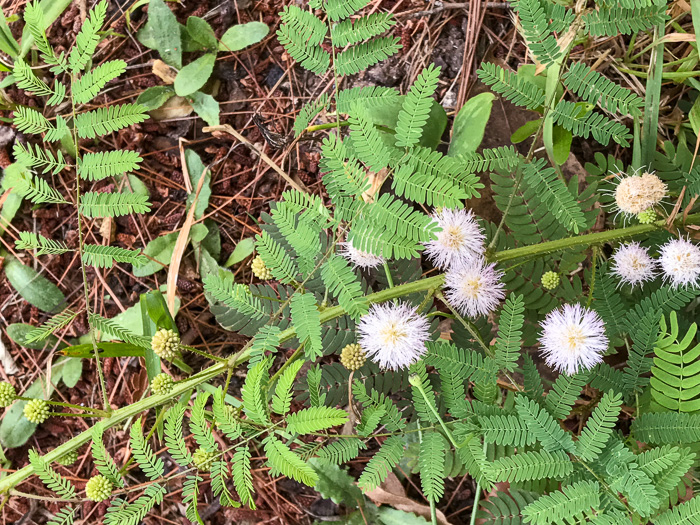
[410,377,460,449]
[468,441,488,525]
[383,261,394,289]
[69,73,109,412]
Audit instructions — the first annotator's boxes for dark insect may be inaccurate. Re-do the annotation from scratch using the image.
[253,114,289,149]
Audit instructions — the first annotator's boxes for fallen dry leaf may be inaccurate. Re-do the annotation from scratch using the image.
[365,473,453,525]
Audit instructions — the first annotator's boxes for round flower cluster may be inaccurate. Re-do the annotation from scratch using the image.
[358,302,430,371]
[611,242,656,288]
[193,448,216,472]
[151,329,180,360]
[85,475,113,502]
[151,373,174,396]
[340,343,366,371]
[425,208,485,269]
[339,241,385,270]
[541,271,560,290]
[55,450,79,466]
[539,303,609,375]
[609,237,700,289]
[444,258,505,318]
[251,255,273,280]
[24,399,50,424]
[613,171,666,218]
[0,381,16,407]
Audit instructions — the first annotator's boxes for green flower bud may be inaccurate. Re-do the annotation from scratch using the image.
[150,373,174,396]
[541,271,560,291]
[151,329,180,360]
[637,209,657,224]
[24,399,50,424]
[251,255,273,280]
[340,343,366,371]
[0,381,16,407]
[55,449,79,466]
[192,448,216,472]
[85,475,112,502]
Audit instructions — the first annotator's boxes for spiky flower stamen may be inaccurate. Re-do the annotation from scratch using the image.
[424,208,485,269]
[444,258,505,318]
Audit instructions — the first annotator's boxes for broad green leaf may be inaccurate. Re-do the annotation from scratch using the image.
[448,92,495,157]
[0,9,19,58]
[218,22,269,52]
[224,238,255,267]
[186,16,217,50]
[174,53,216,97]
[147,0,182,68]
[552,124,572,165]
[511,118,542,143]
[4,256,65,312]
[200,219,221,260]
[690,96,700,137]
[100,286,181,340]
[378,508,431,525]
[366,97,446,150]
[0,357,75,448]
[188,91,219,126]
[190,223,209,243]
[185,149,211,219]
[133,232,178,277]
[0,164,26,235]
[61,358,83,388]
[137,85,175,110]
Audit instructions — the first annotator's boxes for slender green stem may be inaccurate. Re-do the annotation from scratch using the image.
[409,376,460,449]
[267,346,303,387]
[468,441,488,525]
[180,344,227,363]
[383,261,394,289]
[69,73,109,412]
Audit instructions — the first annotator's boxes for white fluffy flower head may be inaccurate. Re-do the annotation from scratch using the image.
[659,237,700,288]
[539,303,608,375]
[613,171,666,217]
[611,242,656,287]
[339,241,385,269]
[444,258,505,318]
[357,302,430,371]
[425,208,485,269]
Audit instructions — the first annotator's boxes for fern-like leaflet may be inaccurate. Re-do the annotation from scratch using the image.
[395,64,440,148]
[232,446,256,509]
[79,191,151,218]
[286,406,349,434]
[357,435,404,492]
[82,244,147,269]
[28,449,75,499]
[271,359,304,416]
[494,293,525,372]
[418,431,445,503]
[129,418,165,481]
[91,425,124,487]
[521,480,600,525]
[335,37,402,76]
[73,60,128,104]
[75,104,148,139]
[78,150,143,181]
[13,143,68,175]
[25,309,78,344]
[575,391,623,461]
[88,313,150,348]
[489,449,573,483]
[562,62,644,117]
[164,402,193,467]
[264,436,319,486]
[104,484,166,525]
[550,100,632,147]
[69,0,107,72]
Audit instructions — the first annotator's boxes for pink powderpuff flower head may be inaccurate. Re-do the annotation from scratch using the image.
[539,304,609,375]
[659,237,700,288]
[444,258,505,318]
[424,208,485,270]
[357,302,430,371]
[339,241,385,269]
[610,242,656,288]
